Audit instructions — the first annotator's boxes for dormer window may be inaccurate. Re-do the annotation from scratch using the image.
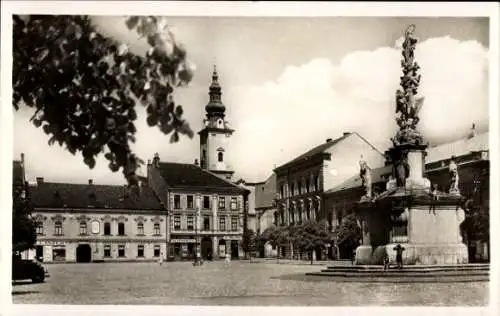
[218,152,224,162]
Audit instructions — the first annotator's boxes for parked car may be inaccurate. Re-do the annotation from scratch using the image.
[12,255,48,283]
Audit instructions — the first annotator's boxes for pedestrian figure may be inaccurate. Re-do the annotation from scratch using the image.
[225,252,231,268]
[393,244,405,269]
[159,252,164,266]
[383,252,390,271]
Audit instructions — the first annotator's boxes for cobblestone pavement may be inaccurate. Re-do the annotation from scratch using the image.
[12,261,488,306]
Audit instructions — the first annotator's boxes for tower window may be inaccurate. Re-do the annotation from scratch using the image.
[218,152,224,162]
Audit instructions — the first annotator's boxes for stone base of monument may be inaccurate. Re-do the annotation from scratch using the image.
[355,243,468,265]
[355,203,468,265]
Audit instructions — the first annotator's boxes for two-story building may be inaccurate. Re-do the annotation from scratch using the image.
[26,175,165,263]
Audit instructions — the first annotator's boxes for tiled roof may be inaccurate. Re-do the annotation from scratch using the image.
[157,162,248,194]
[325,165,392,195]
[13,160,24,186]
[275,135,348,171]
[255,173,277,209]
[29,182,162,210]
[426,132,489,163]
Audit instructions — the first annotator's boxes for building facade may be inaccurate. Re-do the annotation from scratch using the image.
[25,176,166,263]
[147,157,249,261]
[273,133,385,228]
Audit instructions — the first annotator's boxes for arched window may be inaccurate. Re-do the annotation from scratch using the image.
[79,221,87,235]
[218,152,223,162]
[137,222,144,235]
[54,221,63,236]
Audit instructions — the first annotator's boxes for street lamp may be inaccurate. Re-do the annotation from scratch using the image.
[193,194,202,266]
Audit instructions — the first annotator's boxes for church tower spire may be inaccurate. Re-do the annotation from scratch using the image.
[205,65,226,119]
[198,65,235,181]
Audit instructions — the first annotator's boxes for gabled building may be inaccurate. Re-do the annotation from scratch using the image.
[273,132,385,228]
[146,157,249,260]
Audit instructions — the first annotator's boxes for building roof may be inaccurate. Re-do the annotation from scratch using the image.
[426,132,488,163]
[13,160,24,186]
[29,182,162,210]
[325,165,392,195]
[157,162,248,194]
[255,173,277,209]
[275,132,383,172]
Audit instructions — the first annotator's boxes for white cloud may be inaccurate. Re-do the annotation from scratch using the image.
[14,35,488,184]
[227,36,489,181]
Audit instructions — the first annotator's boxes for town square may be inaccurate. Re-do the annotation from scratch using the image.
[4,1,496,311]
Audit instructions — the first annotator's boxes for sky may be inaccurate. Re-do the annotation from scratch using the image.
[13,16,490,184]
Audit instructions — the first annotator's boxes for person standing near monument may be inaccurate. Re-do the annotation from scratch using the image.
[393,244,405,269]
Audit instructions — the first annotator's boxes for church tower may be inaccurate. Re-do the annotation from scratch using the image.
[198,66,235,180]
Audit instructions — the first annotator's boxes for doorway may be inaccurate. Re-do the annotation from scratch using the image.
[231,240,239,259]
[35,245,44,262]
[76,244,92,263]
[201,237,213,260]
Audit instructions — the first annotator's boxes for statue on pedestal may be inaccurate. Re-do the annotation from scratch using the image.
[359,157,372,200]
[392,24,425,147]
[448,156,460,195]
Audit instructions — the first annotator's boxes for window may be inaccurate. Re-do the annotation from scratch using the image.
[118,245,125,257]
[290,183,295,196]
[153,223,161,235]
[203,216,210,231]
[298,180,302,195]
[219,217,226,231]
[218,152,224,162]
[104,245,111,257]
[218,197,226,210]
[36,222,44,235]
[154,245,161,257]
[52,247,66,261]
[314,175,319,191]
[54,221,63,236]
[280,185,284,198]
[174,195,181,209]
[230,197,238,210]
[306,179,310,193]
[118,222,125,236]
[187,216,194,230]
[137,245,144,257]
[187,195,194,209]
[231,216,238,231]
[137,222,144,235]
[203,196,210,209]
[174,215,181,230]
[104,222,111,236]
[79,221,87,235]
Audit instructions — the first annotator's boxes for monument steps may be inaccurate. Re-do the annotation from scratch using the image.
[306,264,489,282]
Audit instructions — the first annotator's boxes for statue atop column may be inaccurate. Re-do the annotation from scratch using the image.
[448,156,460,195]
[359,156,372,201]
[391,24,425,147]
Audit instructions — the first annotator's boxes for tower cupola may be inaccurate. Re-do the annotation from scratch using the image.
[205,65,226,119]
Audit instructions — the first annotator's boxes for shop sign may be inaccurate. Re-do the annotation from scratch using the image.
[170,239,196,243]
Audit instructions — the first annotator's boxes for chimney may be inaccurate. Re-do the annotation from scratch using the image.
[36,177,44,185]
[343,132,351,137]
[153,153,160,168]
[21,153,25,163]
[326,138,332,143]
[194,159,199,166]
[88,179,93,185]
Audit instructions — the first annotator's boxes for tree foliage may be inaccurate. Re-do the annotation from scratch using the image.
[242,229,256,258]
[12,181,36,254]
[13,15,195,186]
[260,225,289,261]
[334,213,362,250]
[292,220,332,264]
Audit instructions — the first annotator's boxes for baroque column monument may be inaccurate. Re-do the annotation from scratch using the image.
[354,25,468,265]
